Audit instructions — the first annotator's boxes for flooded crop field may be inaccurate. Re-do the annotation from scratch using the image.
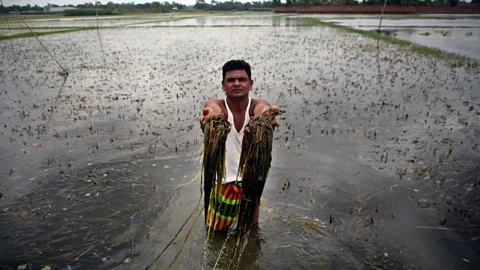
[0,13,290,31]
[312,14,480,61]
[0,13,479,270]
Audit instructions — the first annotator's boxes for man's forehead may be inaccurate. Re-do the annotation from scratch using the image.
[225,70,248,77]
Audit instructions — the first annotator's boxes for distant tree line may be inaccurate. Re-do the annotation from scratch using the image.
[1,0,478,14]
[0,4,43,14]
[79,1,188,12]
[194,1,275,11]
[277,0,478,7]
[0,1,188,14]
[63,8,122,16]
[0,1,276,14]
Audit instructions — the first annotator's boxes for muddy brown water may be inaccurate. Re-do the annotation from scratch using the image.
[0,22,479,270]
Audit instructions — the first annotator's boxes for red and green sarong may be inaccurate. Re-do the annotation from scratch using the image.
[206,183,260,231]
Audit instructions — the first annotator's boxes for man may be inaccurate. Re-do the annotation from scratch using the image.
[200,60,278,231]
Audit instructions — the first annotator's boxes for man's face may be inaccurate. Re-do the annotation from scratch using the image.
[222,70,253,99]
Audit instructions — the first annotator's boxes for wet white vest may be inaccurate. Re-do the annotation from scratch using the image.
[224,97,251,183]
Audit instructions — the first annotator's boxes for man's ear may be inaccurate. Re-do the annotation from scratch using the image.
[249,79,254,90]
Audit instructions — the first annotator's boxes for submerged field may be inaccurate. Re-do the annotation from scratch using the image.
[0,13,479,270]
[305,13,480,61]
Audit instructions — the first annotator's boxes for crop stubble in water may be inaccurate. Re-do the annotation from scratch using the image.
[0,23,479,269]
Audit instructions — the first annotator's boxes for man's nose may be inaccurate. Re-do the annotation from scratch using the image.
[233,78,241,85]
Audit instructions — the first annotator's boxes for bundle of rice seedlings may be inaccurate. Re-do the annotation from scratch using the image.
[236,108,284,239]
[202,115,231,238]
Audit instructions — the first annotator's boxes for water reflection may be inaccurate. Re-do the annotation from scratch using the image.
[324,17,480,60]
[205,228,263,269]
[326,18,480,28]
[134,16,309,27]
[376,27,480,60]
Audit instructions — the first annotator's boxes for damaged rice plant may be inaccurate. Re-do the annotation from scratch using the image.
[202,115,230,240]
[236,108,283,238]
[231,108,284,268]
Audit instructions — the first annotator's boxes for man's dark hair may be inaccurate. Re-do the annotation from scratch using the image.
[222,60,251,81]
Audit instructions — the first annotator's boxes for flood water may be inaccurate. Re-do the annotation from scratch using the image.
[0,15,479,270]
[2,13,480,60]
[131,16,308,27]
[0,13,201,28]
[316,14,480,60]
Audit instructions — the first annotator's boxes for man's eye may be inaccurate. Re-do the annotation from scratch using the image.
[226,77,248,83]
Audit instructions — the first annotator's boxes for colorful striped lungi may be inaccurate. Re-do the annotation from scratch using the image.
[206,183,260,231]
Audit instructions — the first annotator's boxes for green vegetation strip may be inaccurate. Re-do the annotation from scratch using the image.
[0,26,96,30]
[63,8,121,16]
[0,27,96,40]
[121,16,200,27]
[359,25,480,29]
[304,17,479,66]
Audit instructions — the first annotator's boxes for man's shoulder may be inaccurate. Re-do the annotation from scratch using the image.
[204,98,227,112]
[204,98,223,104]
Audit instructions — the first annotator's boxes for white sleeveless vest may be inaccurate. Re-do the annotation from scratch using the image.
[224,97,251,183]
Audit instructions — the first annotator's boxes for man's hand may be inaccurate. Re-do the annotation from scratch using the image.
[200,100,223,130]
[267,105,279,129]
[255,104,279,129]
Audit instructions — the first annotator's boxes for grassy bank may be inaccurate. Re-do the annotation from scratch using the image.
[304,17,478,67]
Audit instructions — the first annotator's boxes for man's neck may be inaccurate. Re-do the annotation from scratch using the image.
[226,96,249,114]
